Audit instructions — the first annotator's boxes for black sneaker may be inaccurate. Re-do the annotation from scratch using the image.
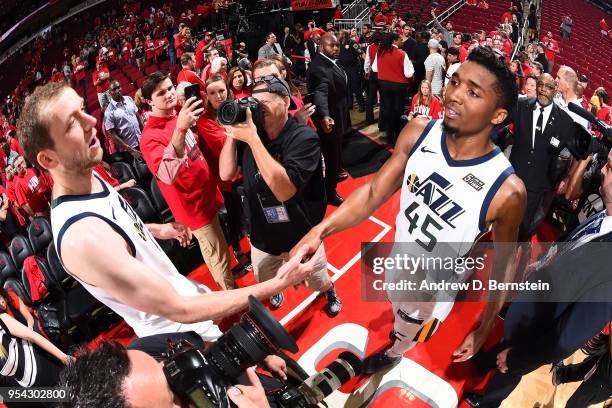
[551,361,564,386]
[270,292,284,309]
[325,284,342,316]
[463,392,483,407]
[362,349,402,374]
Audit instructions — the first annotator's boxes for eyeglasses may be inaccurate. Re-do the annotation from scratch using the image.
[110,86,122,91]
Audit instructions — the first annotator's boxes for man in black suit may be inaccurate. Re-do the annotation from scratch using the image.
[509,73,578,241]
[307,33,350,206]
[464,232,612,407]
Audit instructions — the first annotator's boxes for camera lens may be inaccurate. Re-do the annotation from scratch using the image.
[205,296,298,380]
[218,100,245,125]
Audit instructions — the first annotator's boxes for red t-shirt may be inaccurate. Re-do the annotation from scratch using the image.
[5,179,26,226]
[51,72,63,82]
[155,38,168,56]
[196,114,236,192]
[409,96,443,119]
[177,68,206,88]
[195,40,209,69]
[503,39,513,56]
[459,45,468,63]
[122,42,133,61]
[107,48,118,65]
[10,137,24,156]
[601,19,608,31]
[140,115,223,230]
[233,88,251,100]
[92,67,110,93]
[74,63,86,81]
[175,34,187,58]
[542,37,559,61]
[145,40,157,60]
[15,169,50,214]
[93,164,120,187]
[597,106,611,125]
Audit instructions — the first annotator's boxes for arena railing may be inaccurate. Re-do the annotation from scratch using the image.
[334,6,372,32]
[426,0,467,29]
[341,0,369,21]
[511,0,536,61]
[0,0,107,66]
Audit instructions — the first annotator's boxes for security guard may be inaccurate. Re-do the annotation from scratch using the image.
[338,29,365,112]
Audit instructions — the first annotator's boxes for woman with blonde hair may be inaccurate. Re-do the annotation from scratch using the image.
[408,80,442,120]
[226,66,251,100]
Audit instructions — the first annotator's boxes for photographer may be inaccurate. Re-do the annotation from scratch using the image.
[218,76,342,315]
[18,81,316,356]
[58,341,276,408]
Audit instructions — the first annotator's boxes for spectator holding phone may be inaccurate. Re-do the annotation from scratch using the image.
[140,72,235,290]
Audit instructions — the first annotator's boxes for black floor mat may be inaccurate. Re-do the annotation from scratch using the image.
[341,130,391,178]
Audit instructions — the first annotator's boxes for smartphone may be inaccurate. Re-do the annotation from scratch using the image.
[303,92,314,105]
[184,83,201,102]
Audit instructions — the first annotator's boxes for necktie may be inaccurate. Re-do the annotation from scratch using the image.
[534,106,544,148]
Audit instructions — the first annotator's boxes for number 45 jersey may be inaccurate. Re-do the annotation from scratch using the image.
[395,120,514,258]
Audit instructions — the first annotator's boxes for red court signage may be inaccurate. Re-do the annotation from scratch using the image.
[291,0,334,11]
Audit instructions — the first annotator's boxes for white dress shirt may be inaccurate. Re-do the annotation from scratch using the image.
[555,94,591,131]
[532,101,553,149]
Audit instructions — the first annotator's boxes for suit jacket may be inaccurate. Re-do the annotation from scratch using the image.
[306,54,351,136]
[509,97,577,192]
[306,40,319,60]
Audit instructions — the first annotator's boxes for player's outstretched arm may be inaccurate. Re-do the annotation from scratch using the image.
[61,218,316,323]
[290,117,430,258]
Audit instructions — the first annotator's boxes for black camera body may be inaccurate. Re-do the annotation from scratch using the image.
[163,296,361,408]
[218,97,265,130]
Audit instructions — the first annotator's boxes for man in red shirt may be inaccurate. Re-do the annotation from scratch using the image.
[13,156,51,219]
[542,31,560,73]
[92,61,111,109]
[107,46,118,69]
[174,26,191,59]
[145,35,157,63]
[140,72,234,290]
[601,18,608,36]
[6,130,24,157]
[121,40,133,65]
[194,32,214,70]
[4,165,26,227]
[154,33,168,64]
[177,53,206,89]
[73,58,86,87]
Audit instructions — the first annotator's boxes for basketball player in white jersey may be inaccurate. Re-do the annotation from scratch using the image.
[16,81,316,358]
[293,46,527,373]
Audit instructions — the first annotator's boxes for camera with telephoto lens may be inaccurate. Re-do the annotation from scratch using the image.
[162,295,362,408]
[217,96,265,130]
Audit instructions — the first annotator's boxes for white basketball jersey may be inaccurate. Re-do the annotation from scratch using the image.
[396,120,514,256]
[50,172,222,341]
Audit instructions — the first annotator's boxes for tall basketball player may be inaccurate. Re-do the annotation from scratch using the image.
[292,46,527,374]
[16,81,316,353]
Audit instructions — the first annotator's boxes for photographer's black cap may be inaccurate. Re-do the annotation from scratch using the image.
[252,76,298,110]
